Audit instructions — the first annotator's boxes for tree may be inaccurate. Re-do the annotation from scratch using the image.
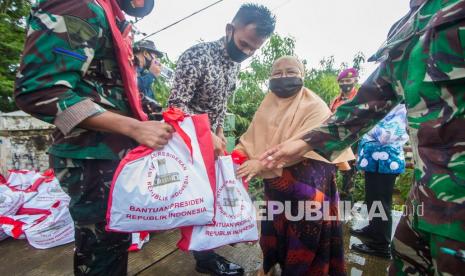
[305,52,365,105]
[152,55,177,107]
[0,0,30,112]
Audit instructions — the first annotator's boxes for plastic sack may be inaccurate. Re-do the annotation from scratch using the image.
[20,170,70,210]
[0,184,24,216]
[6,170,39,190]
[128,232,150,252]
[23,201,74,249]
[0,183,25,240]
[0,211,47,240]
[178,155,258,251]
[106,108,216,232]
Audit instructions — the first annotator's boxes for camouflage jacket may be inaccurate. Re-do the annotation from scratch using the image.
[303,0,465,242]
[14,0,136,160]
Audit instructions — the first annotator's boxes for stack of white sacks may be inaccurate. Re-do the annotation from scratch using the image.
[0,169,149,251]
[0,169,74,249]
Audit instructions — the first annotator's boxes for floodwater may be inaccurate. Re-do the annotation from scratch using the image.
[344,203,402,276]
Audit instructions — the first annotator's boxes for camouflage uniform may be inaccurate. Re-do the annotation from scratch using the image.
[302,0,465,274]
[14,1,137,274]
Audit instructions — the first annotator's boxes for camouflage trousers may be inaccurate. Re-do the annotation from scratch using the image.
[51,156,131,276]
[388,196,465,276]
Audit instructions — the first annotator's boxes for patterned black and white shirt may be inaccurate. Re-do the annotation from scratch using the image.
[168,38,240,131]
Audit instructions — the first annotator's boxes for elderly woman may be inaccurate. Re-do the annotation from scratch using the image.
[235,56,353,275]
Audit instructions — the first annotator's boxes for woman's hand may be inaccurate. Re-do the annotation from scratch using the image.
[236,160,264,182]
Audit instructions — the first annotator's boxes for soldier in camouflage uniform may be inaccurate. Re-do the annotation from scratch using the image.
[261,0,465,274]
[14,1,173,275]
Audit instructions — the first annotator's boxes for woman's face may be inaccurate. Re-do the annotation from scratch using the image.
[268,58,305,98]
[270,61,303,79]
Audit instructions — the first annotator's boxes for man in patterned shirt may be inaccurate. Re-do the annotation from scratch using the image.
[169,3,276,275]
[14,1,173,275]
[261,0,465,274]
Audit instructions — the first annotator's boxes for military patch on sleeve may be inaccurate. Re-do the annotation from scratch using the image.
[63,15,98,49]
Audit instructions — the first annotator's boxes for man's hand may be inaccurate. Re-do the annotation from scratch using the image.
[259,139,311,169]
[212,132,226,157]
[79,111,173,149]
[130,121,174,149]
[236,160,264,182]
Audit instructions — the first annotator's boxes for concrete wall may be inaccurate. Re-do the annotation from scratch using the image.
[0,111,54,176]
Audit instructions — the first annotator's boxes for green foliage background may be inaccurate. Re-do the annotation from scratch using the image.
[0,0,30,112]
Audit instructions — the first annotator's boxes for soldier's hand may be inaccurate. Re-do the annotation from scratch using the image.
[131,121,174,149]
[260,139,311,169]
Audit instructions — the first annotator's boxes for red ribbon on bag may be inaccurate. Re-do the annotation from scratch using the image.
[0,216,25,239]
[231,150,250,190]
[163,107,193,160]
[231,150,248,165]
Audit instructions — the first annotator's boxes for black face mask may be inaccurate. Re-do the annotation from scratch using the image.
[269,77,303,98]
[226,29,250,63]
[339,84,354,94]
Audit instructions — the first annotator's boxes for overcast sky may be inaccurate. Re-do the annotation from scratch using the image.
[135,0,410,81]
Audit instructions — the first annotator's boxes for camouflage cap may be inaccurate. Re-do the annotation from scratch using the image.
[133,40,163,57]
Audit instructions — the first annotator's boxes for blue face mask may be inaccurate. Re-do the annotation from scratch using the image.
[226,28,250,63]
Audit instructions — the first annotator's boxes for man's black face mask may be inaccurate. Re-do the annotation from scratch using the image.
[339,84,355,94]
[120,0,154,17]
[226,26,250,63]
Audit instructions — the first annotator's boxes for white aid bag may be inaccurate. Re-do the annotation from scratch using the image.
[0,211,47,240]
[106,109,216,232]
[23,201,75,249]
[0,183,25,240]
[178,155,259,251]
[0,184,24,216]
[20,170,70,210]
[128,232,150,252]
[0,216,29,240]
[6,170,39,190]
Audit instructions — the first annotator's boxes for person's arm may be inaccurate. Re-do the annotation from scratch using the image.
[14,1,106,133]
[80,111,173,149]
[302,65,401,160]
[168,48,201,114]
[216,101,228,132]
[261,63,401,167]
[14,1,173,148]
